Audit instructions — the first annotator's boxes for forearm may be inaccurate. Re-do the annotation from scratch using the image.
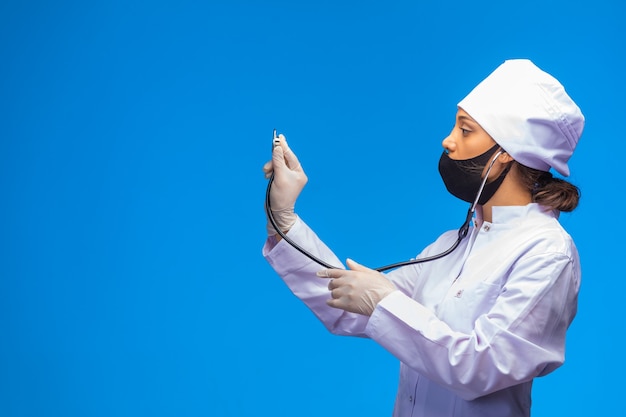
[365,254,577,400]
[263,217,371,336]
[366,292,563,400]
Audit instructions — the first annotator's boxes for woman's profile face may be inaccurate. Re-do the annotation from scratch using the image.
[442,108,497,160]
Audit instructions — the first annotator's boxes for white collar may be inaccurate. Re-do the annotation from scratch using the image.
[475,203,557,227]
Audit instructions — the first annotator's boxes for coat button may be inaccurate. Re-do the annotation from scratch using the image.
[483,224,490,232]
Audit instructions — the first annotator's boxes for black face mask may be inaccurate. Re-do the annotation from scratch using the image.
[438,144,510,205]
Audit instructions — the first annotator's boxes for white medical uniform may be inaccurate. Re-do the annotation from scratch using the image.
[263,203,580,417]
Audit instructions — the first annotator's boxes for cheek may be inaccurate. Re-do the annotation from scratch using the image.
[484,159,508,181]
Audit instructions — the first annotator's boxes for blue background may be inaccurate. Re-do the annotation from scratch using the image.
[1,1,623,416]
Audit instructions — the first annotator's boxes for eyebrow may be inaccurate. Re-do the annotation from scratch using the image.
[458,115,477,124]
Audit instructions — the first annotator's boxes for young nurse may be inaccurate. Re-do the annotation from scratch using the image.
[262,59,584,417]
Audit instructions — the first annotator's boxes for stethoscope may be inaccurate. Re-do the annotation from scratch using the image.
[265,130,505,272]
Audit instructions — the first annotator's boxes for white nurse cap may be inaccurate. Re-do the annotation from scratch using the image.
[458,59,584,176]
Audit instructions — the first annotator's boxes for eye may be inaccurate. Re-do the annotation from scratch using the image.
[459,127,471,136]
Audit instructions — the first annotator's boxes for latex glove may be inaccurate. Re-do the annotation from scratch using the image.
[263,134,308,235]
[316,259,396,316]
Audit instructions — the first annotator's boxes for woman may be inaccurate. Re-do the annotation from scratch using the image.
[262,59,584,417]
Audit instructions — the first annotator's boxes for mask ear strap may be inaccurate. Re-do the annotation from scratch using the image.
[470,149,505,212]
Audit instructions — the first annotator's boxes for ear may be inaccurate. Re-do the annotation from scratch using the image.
[498,151,514,164]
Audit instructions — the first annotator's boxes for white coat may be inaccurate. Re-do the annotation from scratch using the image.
[263,203,580,417]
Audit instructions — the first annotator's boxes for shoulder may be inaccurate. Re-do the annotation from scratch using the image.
[511,212,579,266]
[494,204,577,258]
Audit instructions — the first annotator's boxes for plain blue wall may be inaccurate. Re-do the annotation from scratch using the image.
[1,1,622,416]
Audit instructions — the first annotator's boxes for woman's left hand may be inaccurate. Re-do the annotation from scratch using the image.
[317,259,396,316]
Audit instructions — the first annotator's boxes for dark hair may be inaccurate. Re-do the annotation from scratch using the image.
[514,162,580,212]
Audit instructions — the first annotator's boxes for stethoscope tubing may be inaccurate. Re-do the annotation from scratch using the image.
[265,148,503,272]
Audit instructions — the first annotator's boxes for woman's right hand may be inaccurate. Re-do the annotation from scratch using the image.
[263,134,308,235]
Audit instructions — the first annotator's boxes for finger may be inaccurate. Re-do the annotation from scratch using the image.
[346,258,371,272]
[263,160,274,179]
[329,286,348,301]
[271,144,286,169]
[326,297,345,310]
[316,269,334,279]
[327,278,337,290]
[279,137,302,170]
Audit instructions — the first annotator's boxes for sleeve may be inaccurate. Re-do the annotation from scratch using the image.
[262,216,371,336]
[365,250,580,401]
